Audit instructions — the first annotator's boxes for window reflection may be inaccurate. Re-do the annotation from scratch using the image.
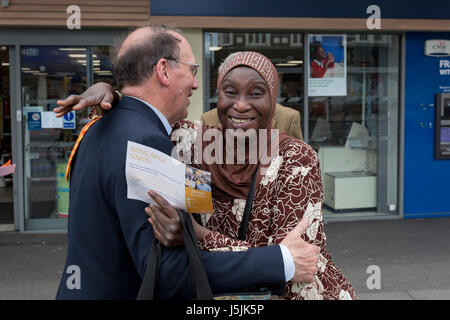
[92,46,115,85]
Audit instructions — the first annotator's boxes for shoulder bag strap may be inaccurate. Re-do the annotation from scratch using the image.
[178,209,214,299]
[136,210,214,300]
[136,238,161,300]
[237,164,260,241]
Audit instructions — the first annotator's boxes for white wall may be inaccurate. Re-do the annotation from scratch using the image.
[182,28,204,122]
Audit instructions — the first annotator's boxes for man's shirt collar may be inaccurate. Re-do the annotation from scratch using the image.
[125,95,172,136]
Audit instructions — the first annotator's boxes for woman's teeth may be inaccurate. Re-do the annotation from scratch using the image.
[230,117,254,124]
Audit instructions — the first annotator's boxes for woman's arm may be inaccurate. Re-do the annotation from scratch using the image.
[269,141,324,249]
[197,230,256,252]
[54,82,119,118]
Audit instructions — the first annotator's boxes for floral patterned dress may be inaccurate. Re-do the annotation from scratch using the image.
[171,120,357,300]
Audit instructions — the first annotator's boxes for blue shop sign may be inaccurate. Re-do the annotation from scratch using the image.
[63,111,76,129]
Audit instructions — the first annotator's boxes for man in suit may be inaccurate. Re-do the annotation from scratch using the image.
[56,25,319,299]
[201,103,304,140]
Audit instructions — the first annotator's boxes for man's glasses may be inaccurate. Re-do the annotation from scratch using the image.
[167,59,199,76]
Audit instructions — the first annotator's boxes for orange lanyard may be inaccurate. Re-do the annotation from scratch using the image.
[65,116,102,182]
[1,160,11,167]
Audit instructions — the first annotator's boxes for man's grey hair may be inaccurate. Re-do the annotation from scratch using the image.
[113,24,184,89]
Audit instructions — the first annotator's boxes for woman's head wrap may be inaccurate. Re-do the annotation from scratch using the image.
[198,51,294,200]
[217,51,278,112]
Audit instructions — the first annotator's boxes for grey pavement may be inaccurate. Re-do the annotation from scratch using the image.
[0,217,449,300]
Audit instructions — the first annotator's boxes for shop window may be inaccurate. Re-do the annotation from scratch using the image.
[92,46,115,85]
[218,33,233,47]
[245,33,271,47]
[307,34,400,218]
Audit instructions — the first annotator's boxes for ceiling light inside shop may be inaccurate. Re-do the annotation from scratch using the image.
[59,48,86,51]
[21,67,30,70]
[69,53,97,59]
[1,46,7,51]
[276,63,300,67]
[288,60,303,64]
[1,62,9,66]
[69,54,87,58]
[209,46,222,51]
[78,60,100,67]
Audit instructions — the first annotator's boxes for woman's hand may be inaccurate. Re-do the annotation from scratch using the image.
[53,82,118,118]
[145,190,211,247]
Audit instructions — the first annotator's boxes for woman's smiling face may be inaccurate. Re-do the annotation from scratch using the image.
[217,66,273,131]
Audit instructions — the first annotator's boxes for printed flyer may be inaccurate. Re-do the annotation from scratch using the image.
[125,141,213,214]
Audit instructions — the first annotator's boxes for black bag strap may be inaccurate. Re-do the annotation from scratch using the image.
[237,164,260,241]
[137,209,213,300]
[136,238,161,300]
[178,209,214,299]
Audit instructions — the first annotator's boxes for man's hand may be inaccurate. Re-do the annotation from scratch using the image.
[53,82,116,118]
[280,216,320,284]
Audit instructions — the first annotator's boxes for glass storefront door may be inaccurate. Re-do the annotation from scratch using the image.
[0,46,14,231]
[21,46,88,230]
[19,45,116,231]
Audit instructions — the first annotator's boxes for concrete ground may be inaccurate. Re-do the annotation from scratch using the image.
[0,217,449,300]
[324,217,450,300]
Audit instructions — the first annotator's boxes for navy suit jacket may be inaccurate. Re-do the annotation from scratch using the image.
[56,96,286,299]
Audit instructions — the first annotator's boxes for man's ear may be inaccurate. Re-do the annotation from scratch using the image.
[155,58,170,87]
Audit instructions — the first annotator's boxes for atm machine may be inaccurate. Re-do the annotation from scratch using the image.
[435,93,450,160]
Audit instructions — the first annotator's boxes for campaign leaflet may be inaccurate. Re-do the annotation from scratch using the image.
[125,141,213,214]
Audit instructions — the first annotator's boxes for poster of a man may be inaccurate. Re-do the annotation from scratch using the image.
[310,42,335,78]
[308,34,347,96]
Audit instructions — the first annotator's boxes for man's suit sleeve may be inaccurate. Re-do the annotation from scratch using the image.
[112,160,286,299]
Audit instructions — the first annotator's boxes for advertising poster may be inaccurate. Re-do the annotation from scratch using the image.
[308,34,347,96]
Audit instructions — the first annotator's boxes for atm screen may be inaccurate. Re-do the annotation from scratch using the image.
[444,98,450,117]
[441,127,450,143]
